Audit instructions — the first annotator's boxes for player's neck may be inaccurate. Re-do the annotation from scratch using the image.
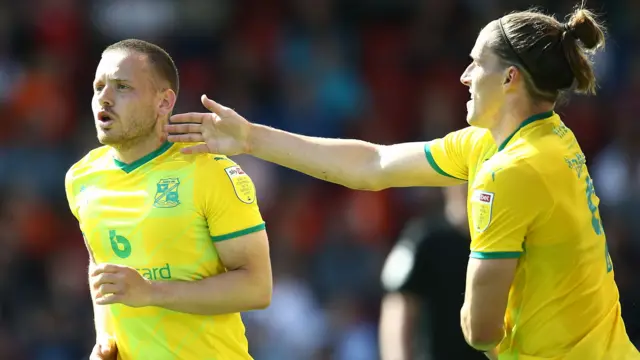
[112,134,166,165]
[490,99,553,148]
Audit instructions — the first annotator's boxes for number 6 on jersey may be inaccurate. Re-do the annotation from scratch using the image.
[585,175,612,273]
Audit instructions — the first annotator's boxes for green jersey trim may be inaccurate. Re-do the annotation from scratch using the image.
[497,110,555,152]
[424,142,466,181]
[470,251,522,259]
[113,141,174,174]
[211,222,266,242]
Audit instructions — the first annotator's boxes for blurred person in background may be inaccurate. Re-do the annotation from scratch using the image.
[166,3,640,359]
[242,251,328,360]
[379,185,484,360]
[64,39,271,360]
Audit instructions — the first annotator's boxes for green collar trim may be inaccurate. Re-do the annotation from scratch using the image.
[497,110,555,152]
[113,141,174,173]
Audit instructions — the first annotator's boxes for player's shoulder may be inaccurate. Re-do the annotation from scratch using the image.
[169,144,245,180]
[179,147,258,204]
[489,160,538,183]
[65,145,112,185]
[194,153,240,173]
[167,143,233,165]
[451,126,494,160]
[476,158,552,212]
[506,120,574,174]
[480,144,545,191]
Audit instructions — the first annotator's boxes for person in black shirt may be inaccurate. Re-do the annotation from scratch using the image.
[379,185,484,360]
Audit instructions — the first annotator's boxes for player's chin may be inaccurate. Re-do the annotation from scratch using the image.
[466,111,490,129]
[96,130,121,146]
[466,112,479,126]
[465,102,476,124]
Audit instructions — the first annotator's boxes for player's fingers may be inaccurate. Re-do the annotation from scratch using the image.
[91,263,125,276]
[180,143,212,155]
[157,122,168,143]
[166,133,204,143]
[95,293,121,305]
[201,95,233,117]
[97,338,118,358]
[89,344,101,360]
[95,272,119,284]
[96,346,112,359]
[98,335,116,348]
[91,273,120,291]
[170,112,205,124]
[96,283,123,298]
[165,123,202,134]
[104,344,118,359]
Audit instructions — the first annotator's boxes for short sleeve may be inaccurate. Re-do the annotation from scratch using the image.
[195,155,265,242]
[424,127,478,181]
[65,168,79,221]
[469,163,550,259]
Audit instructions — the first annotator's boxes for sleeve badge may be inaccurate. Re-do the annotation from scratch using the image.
[471,190,494,233]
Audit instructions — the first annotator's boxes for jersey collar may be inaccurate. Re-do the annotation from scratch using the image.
[497,110,555,152]
[113,141,174,173]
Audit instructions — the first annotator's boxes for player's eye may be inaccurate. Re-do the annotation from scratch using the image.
[117,84,130,90]
[94,85,104,92]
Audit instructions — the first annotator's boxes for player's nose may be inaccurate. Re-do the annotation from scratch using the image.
[97,86,115,107]
[460,65,472,87]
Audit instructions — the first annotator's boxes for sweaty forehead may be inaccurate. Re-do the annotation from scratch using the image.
[94,50,152,82]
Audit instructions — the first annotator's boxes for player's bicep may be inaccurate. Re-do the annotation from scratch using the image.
[462,257,517,348]
[214,230,271,273]
[377,142,465,188]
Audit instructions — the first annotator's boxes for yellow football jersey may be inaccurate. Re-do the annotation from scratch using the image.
[426,111,639,359]
[65,141,265,360]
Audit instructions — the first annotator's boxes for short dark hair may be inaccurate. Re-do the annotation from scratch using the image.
[104,39,179,97]
[489,3,605,103]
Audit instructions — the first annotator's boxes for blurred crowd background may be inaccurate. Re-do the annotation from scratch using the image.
[0,0,639,359]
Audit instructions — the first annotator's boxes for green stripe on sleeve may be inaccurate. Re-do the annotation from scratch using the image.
[423,142,465,181]
[211,222,266,242]
[470,251,522,259]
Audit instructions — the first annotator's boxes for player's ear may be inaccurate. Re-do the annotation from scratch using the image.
[502,66,520,93]
[503,66,517,85]
[158,88,177,117]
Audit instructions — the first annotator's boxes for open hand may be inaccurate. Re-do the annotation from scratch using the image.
[90,263,153,307]
[165,95,252,156]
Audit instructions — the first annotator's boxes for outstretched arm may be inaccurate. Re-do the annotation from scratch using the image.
[165,95,464,190]
[247,126,463,190]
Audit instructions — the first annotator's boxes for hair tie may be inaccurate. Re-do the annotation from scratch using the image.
[562,23,577,39]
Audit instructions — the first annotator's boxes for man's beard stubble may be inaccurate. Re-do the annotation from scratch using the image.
[99,113,161,152]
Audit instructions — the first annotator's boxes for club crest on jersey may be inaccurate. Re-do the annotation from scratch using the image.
[224,165,256,204]
[153,178,181,208]
[471,190,494,233]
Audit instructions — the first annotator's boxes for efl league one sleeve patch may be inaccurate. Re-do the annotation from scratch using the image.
[224,165,256,204]
[471,190,494,233]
